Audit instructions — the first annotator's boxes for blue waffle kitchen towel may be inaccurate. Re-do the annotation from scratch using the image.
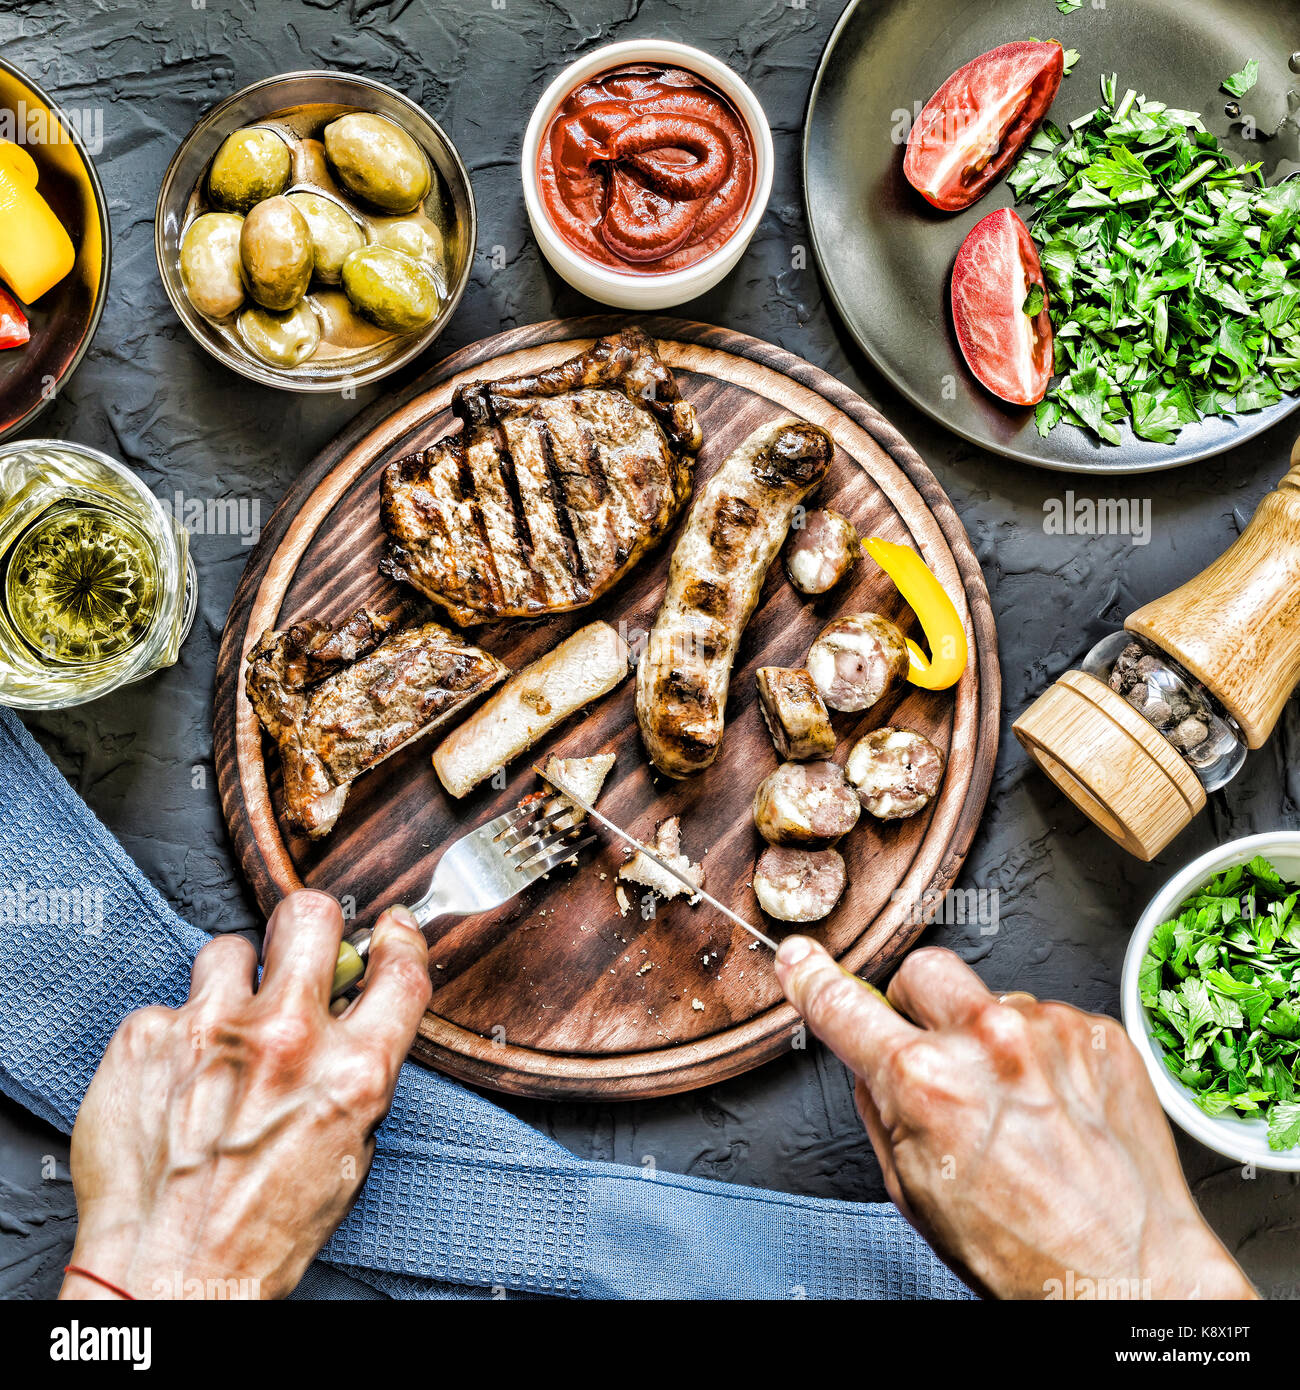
[0,708,971,1300]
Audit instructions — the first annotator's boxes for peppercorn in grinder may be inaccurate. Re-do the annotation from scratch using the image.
[1014,439,1300,861]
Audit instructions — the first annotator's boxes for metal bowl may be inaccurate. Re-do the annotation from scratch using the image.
[154,71,476,393]
[0,56,111,442]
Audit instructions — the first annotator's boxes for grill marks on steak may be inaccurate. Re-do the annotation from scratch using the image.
[245,601,509,839]
[380,328,702,626]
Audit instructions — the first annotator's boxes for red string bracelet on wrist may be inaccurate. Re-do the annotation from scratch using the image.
[63,1264,136,1300]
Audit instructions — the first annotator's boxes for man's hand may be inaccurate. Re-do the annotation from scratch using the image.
[60,891,431,1300]
[775,938,1255,1300]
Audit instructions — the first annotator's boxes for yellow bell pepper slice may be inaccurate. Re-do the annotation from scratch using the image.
[0,141,39,186]
[863,536,968,691]
[0,154,75,304]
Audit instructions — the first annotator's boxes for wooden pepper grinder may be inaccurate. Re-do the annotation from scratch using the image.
[1015,436,1300,860]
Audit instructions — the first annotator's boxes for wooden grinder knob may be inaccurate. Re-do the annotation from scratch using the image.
[1015,442,1300,861]
[1128,441,1300,748]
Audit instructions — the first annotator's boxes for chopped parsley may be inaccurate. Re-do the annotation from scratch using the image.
[1140,856,1300,1150]
[1023,283,1046,315]
[1010,74,1300,444]
[1222,59,1260,99]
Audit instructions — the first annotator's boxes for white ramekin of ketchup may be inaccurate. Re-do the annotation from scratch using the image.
[522,40,774,309]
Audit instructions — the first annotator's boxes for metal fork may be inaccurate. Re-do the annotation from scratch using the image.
[330,799,596,1000]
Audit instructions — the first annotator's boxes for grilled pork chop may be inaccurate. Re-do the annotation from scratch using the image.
[246,601,508,839]
[380,327,702,626]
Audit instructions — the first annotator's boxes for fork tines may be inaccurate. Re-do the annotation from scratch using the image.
[502,803,580,855]
[515,833,598,878]
[477,799,595,878]
[480,801,546,840]
[493,801,571,851]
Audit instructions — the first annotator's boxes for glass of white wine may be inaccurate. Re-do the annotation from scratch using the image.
[0,441,196,709]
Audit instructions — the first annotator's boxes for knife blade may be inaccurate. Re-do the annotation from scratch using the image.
[532,763,779,952]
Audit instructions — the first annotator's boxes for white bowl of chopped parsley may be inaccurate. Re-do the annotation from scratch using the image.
[1123,833,1300,1169]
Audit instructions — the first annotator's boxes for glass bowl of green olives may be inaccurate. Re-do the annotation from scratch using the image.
[154,71,476,391]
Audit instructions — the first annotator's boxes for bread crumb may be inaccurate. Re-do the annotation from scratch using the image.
[617,816,705,902]
[691,997,704,1011]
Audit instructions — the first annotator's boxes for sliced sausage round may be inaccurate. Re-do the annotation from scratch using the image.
[805,612,909,713]
[753,846,847,922]
[785,508,859,595]
[753,760,860,847]
[756,666,836,761]
[846,727,945,820]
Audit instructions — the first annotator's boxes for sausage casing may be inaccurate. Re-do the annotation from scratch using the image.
[636,418,834,776]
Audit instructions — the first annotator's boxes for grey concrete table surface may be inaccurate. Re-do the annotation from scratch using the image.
[2,0,1299,1300]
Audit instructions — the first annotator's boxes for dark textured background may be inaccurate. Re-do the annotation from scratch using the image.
[3,0,1300,1300]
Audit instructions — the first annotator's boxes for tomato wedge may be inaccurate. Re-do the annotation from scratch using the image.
[904,41,1064,212]
[951,208,1053,407]
[0,286,28,350]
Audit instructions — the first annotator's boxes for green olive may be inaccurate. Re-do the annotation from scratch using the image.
[208,127,291,212]
[179,212,245,319]
[287,192,365,283]
[240,196,313,312]
[340,245,439,334]
[324,112,430,214]
[368,217,444,270]
[238,302,321,368]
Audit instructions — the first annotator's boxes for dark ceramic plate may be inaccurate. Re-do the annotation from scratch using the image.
[804,0,1300,472]
[0,56,110,442]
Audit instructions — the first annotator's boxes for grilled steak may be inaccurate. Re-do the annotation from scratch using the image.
[380,327,702,625]
[246,601,508,839]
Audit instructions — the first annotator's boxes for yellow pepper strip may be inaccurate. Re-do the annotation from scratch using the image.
[0,151,75,304]
[0,141,39,186]
[863,536,968,691]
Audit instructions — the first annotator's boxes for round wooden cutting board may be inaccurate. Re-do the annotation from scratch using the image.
[215,316,1000,1100]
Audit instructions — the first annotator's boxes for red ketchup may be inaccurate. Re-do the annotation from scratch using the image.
[538,64,756,275]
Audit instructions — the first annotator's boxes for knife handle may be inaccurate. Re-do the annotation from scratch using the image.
[331,929,372,1002]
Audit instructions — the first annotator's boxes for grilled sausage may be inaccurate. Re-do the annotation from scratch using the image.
[753,761,860,847]
[753,846,846,922]
[785,508,859,595]
[846,726,945,820]
[806,612,909,713]
[636,418,835,777]
[755,666,836,761]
